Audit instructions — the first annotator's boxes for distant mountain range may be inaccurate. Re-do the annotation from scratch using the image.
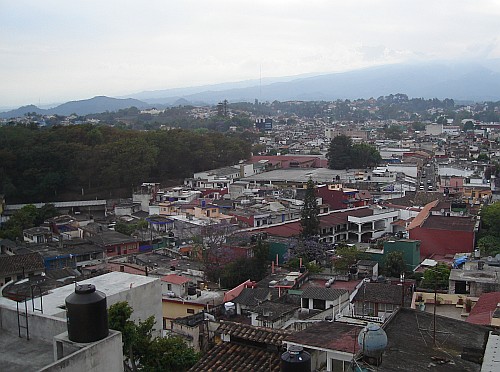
[0,96,148,119]
[2,60,500,118]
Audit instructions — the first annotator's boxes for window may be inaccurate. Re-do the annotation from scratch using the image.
[187,308,195,314]
[167,284,172,291]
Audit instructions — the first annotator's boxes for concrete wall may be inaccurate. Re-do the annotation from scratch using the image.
[109,277,163,334]
[409,227,474,258]
[40,331,123,372]
[0,306,66,343]
[162,299,206,329]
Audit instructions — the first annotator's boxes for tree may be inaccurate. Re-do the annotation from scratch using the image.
[334,244,365,272]
[351,143,382,168]
[383,125,403,140]
[384,251,406,277]
[481,202,500,238]
[0,203,59,241]
[108,301,198,372]
[477,235,500,257]
[287,238,327,263]
[300,179,320,239]
[421,263,450,290]
[476,153,489,161]
[327,135,353,169]
[463,121,475,131]
[327,135,381,170]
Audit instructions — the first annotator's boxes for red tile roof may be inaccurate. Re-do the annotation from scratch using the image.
[421,215,476,232]
[161,274,191,285]
[466,292,500,325]
[285,321,361,354]
[256,222,301,237]
[188,342,281,372]
[217,321,291,346]
[407,200,439,230]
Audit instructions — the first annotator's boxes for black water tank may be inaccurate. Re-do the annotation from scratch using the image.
[281,345,311,372]
[65,284,109,343]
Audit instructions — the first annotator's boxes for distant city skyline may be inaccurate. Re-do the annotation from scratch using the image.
[1,0,500,108]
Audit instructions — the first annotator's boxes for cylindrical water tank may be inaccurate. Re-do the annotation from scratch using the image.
[65,284,108,343]
[281,345,311,372]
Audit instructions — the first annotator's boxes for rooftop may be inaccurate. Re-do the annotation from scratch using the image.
[379,308,491,371]
[301,287,348,301]
[467,292,500,326]
[422,215,476,232]
[352,283,408,305]
[161,273,191,285]
[285,321,362,354]
[188,341,281,372]
[0,252,45,277]
[0,326,54,372]
[0,271,159,316]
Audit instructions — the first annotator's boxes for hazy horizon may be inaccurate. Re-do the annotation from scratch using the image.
[2,0,500,107]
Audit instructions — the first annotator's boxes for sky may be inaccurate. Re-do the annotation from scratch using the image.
[1,0,500,108]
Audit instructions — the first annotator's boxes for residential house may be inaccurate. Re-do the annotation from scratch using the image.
[28,239,104,270]
[316,184,371,210]
[300,287,349,312]
[449,261,500,296]
[161,273,191,297]
[352,282,409,319]
[171,311,219,352]
[256,206,399,245]
[231,287,272,316]
[250,299,299,328]
[162,289,223,330]
[87,230,139,257]
[284,321,362,372]
[356,260,379,279]
[0,252,45,287]
[23,226,52,243]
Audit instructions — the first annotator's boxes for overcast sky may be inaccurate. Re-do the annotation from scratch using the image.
[1,0,499,107]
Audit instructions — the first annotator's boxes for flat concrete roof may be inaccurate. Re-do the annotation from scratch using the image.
[449,269,499,284]
[0,271,159,317]
[0,330,53,372]
[242,168,356,183]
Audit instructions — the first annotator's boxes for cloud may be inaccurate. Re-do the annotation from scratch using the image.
[1,0,500,106]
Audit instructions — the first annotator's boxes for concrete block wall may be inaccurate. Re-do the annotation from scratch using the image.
[40,330,123,372]
[0,305,66,342]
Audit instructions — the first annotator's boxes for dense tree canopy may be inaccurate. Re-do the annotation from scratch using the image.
[478,201,500,257]
[219,239,270,288]
[0,125,251,202]
[327,135,381,169]
[421,263,451,290]
[384,251,407,277]
[481,201,500,238]
[0,204,59,240]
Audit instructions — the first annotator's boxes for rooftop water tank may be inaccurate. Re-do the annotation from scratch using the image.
[281,345,311,372]
[358,323,387,366]
[65,284,108,343]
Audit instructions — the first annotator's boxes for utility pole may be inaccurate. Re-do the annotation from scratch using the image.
[433,279,437,347]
